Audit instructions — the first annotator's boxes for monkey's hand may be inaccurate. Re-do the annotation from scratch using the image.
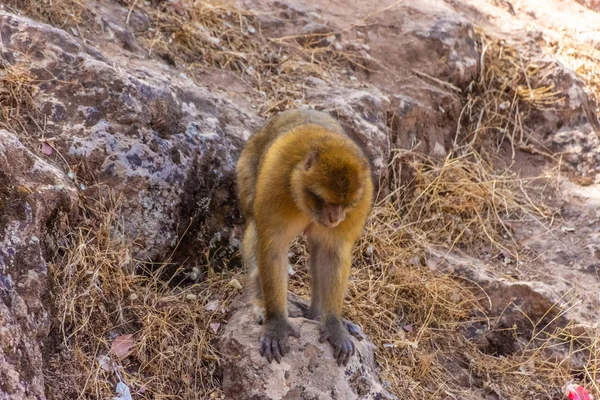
[259,317,300,363]
[319,317,356,366]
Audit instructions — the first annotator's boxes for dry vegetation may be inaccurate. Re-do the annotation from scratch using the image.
[2,0,599,399]
[46,191,239,399]
[0,61,42,140]
[455,32,565,160]
[550,35,600,121]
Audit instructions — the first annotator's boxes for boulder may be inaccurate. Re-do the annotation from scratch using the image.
[220,295,396,400]
[0,129,78,400]
[0,12,256,264]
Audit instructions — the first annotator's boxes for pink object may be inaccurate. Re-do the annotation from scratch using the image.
[111,334,135,360]
[41,142,53,155]
[564,384,592,400]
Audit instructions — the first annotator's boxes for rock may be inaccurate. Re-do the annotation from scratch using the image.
[0,11,257,264]
[348,0,479,91]
[220,295,396,400]
[524,57,600,176]
[0,129,78,400]
[297,23,338,48]
[388,88,462,160]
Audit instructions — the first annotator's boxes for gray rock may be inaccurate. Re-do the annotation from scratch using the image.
[220,295,396,400]
[0,129,78,400]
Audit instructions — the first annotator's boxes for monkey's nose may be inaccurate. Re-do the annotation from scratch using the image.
[328,211,343,225]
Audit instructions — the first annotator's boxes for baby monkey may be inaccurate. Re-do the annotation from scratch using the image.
[236,109,373,366]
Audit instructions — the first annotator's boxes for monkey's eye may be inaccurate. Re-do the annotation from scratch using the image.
[305,190,324,209]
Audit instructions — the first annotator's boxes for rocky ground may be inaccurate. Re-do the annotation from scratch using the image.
[0,0,599,399]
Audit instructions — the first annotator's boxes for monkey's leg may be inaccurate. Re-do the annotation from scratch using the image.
[256,234,300,363]
[312,241,356,366]
[306,238,322,320]
[305,238,364,341]
[243,220,266,324]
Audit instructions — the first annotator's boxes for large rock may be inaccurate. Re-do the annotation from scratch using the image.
[0,130,78,400]
[220,295,396,400]
[0,11,256,265]
[528,57,600,177]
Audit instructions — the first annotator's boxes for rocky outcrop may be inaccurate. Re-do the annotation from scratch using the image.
[0,130,77,400]
[0,11,256,263]
[220,295,396,400]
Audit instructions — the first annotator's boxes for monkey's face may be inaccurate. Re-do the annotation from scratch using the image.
[294,148,369,228]
[304,190,346,227]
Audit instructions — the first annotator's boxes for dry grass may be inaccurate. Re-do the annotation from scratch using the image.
[0,61,42,138]
[45,191,240,399]
[387,150,556,258]
[455,32,564,160]
[131,0,363,115]
[549,34,600,120]
[4,0,93,31]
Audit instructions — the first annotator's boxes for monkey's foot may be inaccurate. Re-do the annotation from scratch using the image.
[259,318,300,363]
[319,317,355,366]
[341,319,364,341]
[305,313,365,342]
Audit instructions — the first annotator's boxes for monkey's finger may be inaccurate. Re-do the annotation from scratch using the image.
[344,320,364,341]
[333,343,343,361]
[343,350,351,367]
[260,338,273,363]
[337,348,347,366]
[289,324,301,339]
[271,338,282,363]
[339,343,349,366]
[345,342,355,366]
[278,337,290,356]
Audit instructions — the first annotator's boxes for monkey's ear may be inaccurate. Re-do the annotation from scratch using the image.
[303,150,319,170]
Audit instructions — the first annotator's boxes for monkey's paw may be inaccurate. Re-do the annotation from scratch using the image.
[259,319,300,363]
[319,319,356,367]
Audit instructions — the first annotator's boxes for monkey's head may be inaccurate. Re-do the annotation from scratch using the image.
[291,144,371,228]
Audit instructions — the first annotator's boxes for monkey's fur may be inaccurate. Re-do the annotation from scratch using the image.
[236,109,373,366]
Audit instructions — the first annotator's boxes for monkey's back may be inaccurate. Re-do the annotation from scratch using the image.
[236,109,344,218]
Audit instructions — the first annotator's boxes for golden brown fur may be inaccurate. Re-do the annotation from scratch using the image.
[236,109,373,366]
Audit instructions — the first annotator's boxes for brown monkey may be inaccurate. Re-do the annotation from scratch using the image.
[236,109,373,366]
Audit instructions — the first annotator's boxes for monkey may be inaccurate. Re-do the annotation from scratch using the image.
[236,109,373,366]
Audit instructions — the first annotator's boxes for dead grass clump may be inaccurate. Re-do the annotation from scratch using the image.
[388,150,554,260]
[131,0,362,115]
[46,192,240,399]
[0,61,41,137]
[4,0,93,32]
[549,35,600,120]
[5,0,94,33]
[456,32,563,159]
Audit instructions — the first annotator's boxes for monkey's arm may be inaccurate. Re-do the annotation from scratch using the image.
[254,216,304,363]
[309,184,373,366]
[309,235,355,366]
